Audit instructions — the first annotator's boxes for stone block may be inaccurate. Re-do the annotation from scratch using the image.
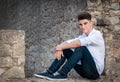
[114,76,120,82]
[12,43,25,57]
[104,33,113,40]
[110,10,120,16]
[0,68,5,75]
[0,44,12,57]
[114,25,120,31]
[0,30,25,44]
[107,16,119,25]
[2,66,25,79]
[111,0,116,3]
[0,77,5,82]
[0,57,13,68]
[111,3,120,10]
[30,78,91,82]
[7,78,28,82]
[12,57,25,66]
[18,57,25,66]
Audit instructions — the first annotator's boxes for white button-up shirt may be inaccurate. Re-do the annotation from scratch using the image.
[66,29,105,75]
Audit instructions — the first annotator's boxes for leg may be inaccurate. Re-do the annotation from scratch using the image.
[45,49,74,80]
[58,47,84,75]
[48,57,66,74]
[73,47,99,80]
[46,47,84,80]
[34,49,73,79]
[48,49,73,74]
[46,47,99,80]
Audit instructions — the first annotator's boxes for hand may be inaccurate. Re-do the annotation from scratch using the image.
[55,50,64,60]
[56,45,62,51]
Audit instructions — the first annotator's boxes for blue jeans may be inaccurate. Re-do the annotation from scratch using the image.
[47,46,99,80]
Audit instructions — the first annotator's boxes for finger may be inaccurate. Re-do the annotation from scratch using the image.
[55,53,60,60]
[57,55,60,60]
[55,52,58,59]
[55,54,57,59]
[58,54,61,60]
[59,56,61,60]
[61,51,64,57]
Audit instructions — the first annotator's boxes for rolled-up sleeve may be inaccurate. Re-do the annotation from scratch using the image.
[66,30,102,47]
[66,38,78,43]
[78,33,101,46]
[79,37,92,46]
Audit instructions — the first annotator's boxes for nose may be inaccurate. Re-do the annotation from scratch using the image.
[80,24,85,28]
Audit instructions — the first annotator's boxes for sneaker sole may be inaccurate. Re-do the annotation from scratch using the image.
[34,74,48,79]
[46,77,68,81]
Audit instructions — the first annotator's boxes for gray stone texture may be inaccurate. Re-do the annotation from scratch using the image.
[0,0,87,77]
[0,0,120,82]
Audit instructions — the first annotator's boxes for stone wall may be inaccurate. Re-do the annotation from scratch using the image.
[0,0,87,77]
[0,0,120,82]
[88,0,120,82]
[0,30,25,82]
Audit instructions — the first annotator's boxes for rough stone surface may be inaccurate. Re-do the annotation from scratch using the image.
[0,57,13,68]
[106,16,119,25]
[6,77,103,82]
[111,3,120,10]
[0,44,12,57]
[0,68,5,75]
[0,0,120,82]
[2,66,25,79]
[0,30,25,81]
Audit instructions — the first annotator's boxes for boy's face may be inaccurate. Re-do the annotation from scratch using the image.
[79,19,93,35]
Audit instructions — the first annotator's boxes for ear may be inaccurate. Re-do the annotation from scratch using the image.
[91,21,94,25]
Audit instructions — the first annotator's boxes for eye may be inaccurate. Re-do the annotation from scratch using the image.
[79,24,82,25]
[79,23,82,26]
[84,22,88,25]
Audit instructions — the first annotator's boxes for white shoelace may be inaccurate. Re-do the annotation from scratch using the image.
[53,72,59,76]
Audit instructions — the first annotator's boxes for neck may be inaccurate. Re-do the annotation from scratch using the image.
[86,28,93,36]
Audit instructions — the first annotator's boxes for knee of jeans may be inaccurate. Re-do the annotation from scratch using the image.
[63,49,73,58]
[63,49,72,53]
[87,75,99,80]
[75,46,87,51]
[84,72,99,80]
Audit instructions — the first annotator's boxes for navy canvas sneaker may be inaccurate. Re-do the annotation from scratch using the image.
[46,72,68,81]
[34,70,52,79]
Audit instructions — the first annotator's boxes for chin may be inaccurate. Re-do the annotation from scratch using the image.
[83,31,87,33]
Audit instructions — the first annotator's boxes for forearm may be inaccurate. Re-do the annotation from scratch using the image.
[56,39,81,50]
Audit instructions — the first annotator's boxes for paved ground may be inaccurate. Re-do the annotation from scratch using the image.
[6,75,105,82]
[27,77,103,82]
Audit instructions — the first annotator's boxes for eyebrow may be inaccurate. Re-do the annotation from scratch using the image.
[79,21,88,25]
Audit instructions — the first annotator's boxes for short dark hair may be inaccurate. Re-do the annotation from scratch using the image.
[78,12,91,21]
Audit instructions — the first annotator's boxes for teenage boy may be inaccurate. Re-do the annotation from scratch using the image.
[34,12,105,80]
